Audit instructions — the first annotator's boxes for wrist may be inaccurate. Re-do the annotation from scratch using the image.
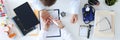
[44,27,48,31]
[74,14,77,16]
[44,25,49,31]
[59,25,64,29]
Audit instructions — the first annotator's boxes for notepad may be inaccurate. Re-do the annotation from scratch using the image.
[79,27,88,37]
[39,9,61,38]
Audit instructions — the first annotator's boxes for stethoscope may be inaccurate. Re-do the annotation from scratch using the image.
[82,4,95,24]
[82,4,95,39]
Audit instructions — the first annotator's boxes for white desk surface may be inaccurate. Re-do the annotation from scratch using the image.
[4,0,120,40]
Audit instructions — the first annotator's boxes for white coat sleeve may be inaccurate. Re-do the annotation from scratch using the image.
[61,28,73,40]
[70,0,80,14]
[39,29,47,40]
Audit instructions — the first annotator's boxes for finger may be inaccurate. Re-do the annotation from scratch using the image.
[75,15,78,23]
[48,21,51,25]
[59,20,62,22]
[54,19,60,22]
[49,15,53,19]
[71,16,74,23]
[47,20,51,27]
[43,19,47,23]
[74,17,77,23]
[49,20,52,23]
[73,18,75,23]
[47,18,52,23]
[45,19,49,24]
[72,15,76,23]
[49,16,53,19]
[57,20,61,22]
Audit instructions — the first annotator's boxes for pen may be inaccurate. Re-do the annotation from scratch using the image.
[87,24,92,39]
[52,19,59,26]
[49,17,59,26]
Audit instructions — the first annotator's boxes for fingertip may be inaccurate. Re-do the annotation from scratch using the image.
[71,19,73,23]
[54,19,58,21]
[46,19,49,23]
[58,20,61,22]
[49,16,53,19]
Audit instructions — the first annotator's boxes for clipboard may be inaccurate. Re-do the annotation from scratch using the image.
[39,9,61,38]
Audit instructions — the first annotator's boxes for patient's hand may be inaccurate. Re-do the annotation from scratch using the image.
[71,14,78,24]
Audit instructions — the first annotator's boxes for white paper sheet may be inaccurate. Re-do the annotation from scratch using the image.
[79,27,88,37]
[39,9,60,37]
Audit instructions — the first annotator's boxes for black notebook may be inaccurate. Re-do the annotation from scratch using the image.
[13,2,39,35]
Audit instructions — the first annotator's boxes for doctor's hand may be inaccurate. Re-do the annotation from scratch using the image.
[44,19,51,31]
[52,19,64,29]
[71,14,78,24]
[41,10,52,22]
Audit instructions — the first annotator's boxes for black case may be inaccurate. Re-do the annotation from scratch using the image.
[13,2,39,35]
